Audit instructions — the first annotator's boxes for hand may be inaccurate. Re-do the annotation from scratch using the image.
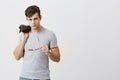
[40,45,50,56]
[22,32,29,41]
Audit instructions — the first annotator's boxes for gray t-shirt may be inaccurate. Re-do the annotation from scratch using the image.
[18,27,57,79]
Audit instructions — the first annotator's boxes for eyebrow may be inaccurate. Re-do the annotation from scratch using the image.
[28,17,38,20]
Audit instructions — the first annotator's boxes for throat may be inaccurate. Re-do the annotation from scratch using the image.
[31,25,43,33]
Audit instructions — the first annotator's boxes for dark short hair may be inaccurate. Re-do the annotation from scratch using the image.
[25,5,41,17]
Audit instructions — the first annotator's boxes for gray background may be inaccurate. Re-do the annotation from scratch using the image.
[0,0,120,80]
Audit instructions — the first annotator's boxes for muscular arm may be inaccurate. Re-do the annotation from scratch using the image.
[40,46,60,62]
[13,33,28,60]
[13,40,26,60]
[48,47,60,62]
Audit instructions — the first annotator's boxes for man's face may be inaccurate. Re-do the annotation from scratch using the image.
[26,13,41,28]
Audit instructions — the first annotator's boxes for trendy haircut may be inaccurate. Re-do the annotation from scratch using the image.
[25,5,41,18]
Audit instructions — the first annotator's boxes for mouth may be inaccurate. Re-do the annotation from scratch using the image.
[31,25,36,27]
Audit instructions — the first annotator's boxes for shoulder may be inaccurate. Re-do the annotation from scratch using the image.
[43,27,56,36]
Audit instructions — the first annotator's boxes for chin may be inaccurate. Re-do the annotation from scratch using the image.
[31,25,37,28]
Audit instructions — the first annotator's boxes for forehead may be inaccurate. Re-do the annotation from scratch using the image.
[27,13,40,19]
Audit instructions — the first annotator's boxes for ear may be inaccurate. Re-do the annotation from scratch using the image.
[39,15,42,20]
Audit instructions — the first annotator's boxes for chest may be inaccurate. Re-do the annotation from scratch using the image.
[25,33,50,49]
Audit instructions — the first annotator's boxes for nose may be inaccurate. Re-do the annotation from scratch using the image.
[31,20,35,24]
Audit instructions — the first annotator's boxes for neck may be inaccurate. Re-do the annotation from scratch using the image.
[31,25,43,33]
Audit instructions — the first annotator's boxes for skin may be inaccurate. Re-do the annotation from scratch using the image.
[13,13,60,62]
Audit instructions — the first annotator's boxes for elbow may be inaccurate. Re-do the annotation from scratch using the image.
[13,52,21,61]
[57,57,60,62]
[54,57,60,63]
[56,60,60,63]
[51,57,60,63]
[13,50,23,61]
[55,54,61,62]
[55,53,60,63]
[14,56,21,61]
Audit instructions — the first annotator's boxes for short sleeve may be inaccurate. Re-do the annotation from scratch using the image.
[49,31,58,49]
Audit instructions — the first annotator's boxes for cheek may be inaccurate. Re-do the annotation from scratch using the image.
[37,19,40,22]
[36,20,40,24]
[27,21,31,24]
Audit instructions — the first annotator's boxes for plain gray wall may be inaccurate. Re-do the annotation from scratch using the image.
[0,0,120,80]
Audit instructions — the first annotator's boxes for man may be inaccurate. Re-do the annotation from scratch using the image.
[13,5,60,80]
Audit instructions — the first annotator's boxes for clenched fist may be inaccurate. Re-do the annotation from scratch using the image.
[40,45,50,56]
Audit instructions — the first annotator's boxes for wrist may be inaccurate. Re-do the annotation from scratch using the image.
[46,51,51,57]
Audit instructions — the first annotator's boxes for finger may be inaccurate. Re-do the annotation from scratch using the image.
[40,45,43,49]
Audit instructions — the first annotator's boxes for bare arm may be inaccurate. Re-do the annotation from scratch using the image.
[13,33,28,60]
[40,46,60,62]
[48,47,60,62]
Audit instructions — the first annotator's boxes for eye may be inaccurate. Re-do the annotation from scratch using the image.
[34,18,38,20]
[29,19,32,21]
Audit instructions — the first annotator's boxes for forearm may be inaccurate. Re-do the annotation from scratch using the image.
[40,46,60,62]
[47,51,60,62]
[14,39,26,60]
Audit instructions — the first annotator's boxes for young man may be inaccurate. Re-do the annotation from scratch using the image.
[13,5,60,80]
